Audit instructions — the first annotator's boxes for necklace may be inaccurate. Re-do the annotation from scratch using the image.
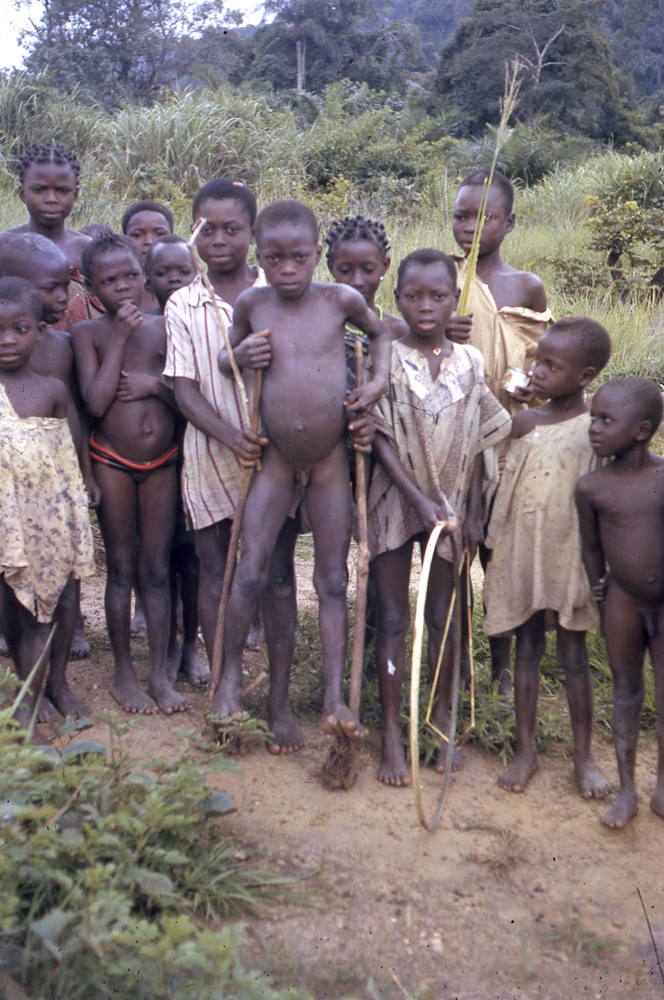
[432,348,442,356]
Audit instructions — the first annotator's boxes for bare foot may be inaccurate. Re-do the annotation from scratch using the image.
[0,632,8,657]
[148,680,189,715]
[574,755,612,799]
[110,676,156,714]
[320,701,368,739]
[47,684,90,720]
[378,731,411,786]
[601,788,638,828]
[267,706,303,754]
[68,617,90,660]
[181,647,210,686]
[165,643,181,686]
[246,622,264,651]
[433,742,464,773]
[496,668,512,698]
[210,679,242,718]
[37,694,58,722]
[130,609,147,639]
[650,782,664,819]
[498,751,539,792]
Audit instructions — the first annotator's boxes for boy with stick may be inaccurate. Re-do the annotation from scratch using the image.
[216,200,391,738]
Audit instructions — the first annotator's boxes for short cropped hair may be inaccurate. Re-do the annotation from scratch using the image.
[325,216,390,265]
[546,317,612,373]
[0,232,68,279]
[255,200,319,246]
[0,276,44,322]
[598,377,664,435]
[79,223,115,240]
[121,200,174,235]
[81,233,142,282]
[396,248,457,290]
[192,178,257,225]
[144,234,194,273]
[458,169,514,215]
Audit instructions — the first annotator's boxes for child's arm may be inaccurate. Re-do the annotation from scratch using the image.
[446,314,473,344]
[217,290,271,374]
[173,376,267,468]
[342,287,390,410]
[510,408,538,439]
[462,453,484,559]
[575,476,607,603]
[116,371,177,409]
[374,432,450,531]
[72,305,142,417]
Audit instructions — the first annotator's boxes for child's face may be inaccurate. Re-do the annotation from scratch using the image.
[452,185,514,258]
[327,239,388,305]
[87,249,145,313]
[146,243,196,307]
[394,262,459,340]
[589,386,648,458]
[125,210,172,262]
[193,198,253,275]
[25,258,70,325]
[530,333,592,401]
[256,223,321,299]
[0,300,45,371]
[19,162,78,230]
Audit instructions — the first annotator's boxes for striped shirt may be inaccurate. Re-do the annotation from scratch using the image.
[164,270,265,530]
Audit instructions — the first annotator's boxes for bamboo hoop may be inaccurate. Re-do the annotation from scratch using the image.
[409,524,467,831]
[207,371,262,710]
[349,339,369,719]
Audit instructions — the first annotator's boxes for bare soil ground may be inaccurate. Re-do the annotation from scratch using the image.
[24,549,664,1000]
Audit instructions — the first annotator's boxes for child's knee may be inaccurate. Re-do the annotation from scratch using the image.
[235,561,270,603]
[313,564,348,601]
[376,605,410,643]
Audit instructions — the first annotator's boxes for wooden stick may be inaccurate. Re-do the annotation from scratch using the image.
[349,339,369,719]
[207,370,262,710]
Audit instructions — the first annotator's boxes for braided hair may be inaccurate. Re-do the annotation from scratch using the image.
[18,144,81,183]
[325,216,390,265]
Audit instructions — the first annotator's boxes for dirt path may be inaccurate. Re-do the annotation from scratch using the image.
[31,557,664,999]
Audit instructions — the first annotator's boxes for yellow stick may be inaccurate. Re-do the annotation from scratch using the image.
[349,339,369,719]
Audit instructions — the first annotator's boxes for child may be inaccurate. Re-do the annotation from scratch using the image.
[123,200,174,311]
[216,199,391,737]
[576,377,664,828]
[325,216,407,341]
[0,232,99,666]
[484,318,613,800]
[2,144,103,330]
[450,169,553,694]
[144,235,207,687]
[0,277,94,731]
[367,249,511,785]
[71,234,184,715]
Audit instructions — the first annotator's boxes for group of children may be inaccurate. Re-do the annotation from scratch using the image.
[2,143,663,832]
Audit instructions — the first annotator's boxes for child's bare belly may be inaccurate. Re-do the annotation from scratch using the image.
[261,378,346,468]
[96,397,175,463]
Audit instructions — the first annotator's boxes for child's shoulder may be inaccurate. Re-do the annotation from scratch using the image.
[382,312,408,341]
[70,313,111,345]
[498,265,547,312]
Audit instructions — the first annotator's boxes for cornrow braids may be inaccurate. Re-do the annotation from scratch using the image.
[18,144,81,183]
[325,216,390,265]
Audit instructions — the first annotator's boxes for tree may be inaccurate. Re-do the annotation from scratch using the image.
[245,0,421,94]
[433,0,635,141]
[372,0,473,68]
[607,0,664,99]
[16,0,243,107]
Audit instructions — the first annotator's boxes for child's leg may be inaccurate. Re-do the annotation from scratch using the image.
[136,465,185,714]
[215,445,297,717]
[69,580,90,660]
[372,539,414,785]
[262,516,302,753]
[499,610,546,792]
[648,611,664,819]
[196,519,231,664]
[44,575,89,719]
[0,576,51,736]
[177,543,208,685]
[424,552,463,773]
[95,463,154,713]
[601,579,646,828]
[306,442,362,738]
[556,622,611,799]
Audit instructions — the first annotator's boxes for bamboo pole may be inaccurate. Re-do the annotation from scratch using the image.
[207,371,262,711]
[348,339,369,719]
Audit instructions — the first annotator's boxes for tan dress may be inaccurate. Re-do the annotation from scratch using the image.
[483,412,599,635]
[455,261,552,416]
[367,342,511,562]
[0,384,94,622]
